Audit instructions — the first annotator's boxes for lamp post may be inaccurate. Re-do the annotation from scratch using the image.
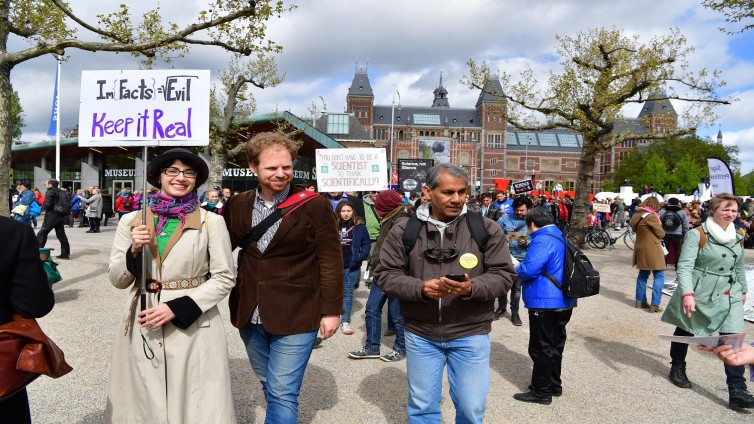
[524,135,532,179]
[389,90,401,176]
[312,95,326,127]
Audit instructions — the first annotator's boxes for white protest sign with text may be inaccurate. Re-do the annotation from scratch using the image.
[315,148,388,192]
[78,69,210,147]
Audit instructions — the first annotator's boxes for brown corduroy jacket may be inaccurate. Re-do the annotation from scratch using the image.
[223,185,344,334]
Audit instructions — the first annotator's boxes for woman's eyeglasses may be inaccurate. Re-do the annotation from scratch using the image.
[163,167,198,178]
[424,247,459,261]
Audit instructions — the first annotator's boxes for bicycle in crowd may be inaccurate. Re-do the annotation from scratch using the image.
[563,224,635,250]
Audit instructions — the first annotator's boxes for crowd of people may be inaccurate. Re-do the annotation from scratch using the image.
[5,150,754,423]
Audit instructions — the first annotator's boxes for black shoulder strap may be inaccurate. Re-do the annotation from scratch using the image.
[403,212,488,255]
[240,192,321,252]
[403,215,422,256]
[466,211,488,253]
[541,234,567,290]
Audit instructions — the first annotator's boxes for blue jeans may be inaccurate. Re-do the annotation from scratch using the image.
[342,268,360,323]
[239,323,317,424]
[404,331,490,424]
[365,280,405,353]
[635,269,665,306]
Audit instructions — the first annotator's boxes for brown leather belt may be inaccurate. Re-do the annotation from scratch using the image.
[146,275,208,293]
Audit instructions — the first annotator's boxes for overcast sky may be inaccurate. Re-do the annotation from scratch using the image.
[10,0,754,174]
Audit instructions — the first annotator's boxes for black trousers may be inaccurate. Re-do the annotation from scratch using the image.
[528,309,573,396]
[89,217,101,232]
[670,327,747,389]
[36,213,70,255]
[499,277,522,313]
[663,233,683,265]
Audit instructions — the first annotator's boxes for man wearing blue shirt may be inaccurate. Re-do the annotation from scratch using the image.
[495,196,533,325]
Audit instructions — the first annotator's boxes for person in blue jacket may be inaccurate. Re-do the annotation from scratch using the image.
[11,183,35,225]
[513,206,577,405]
[335,201,371,335]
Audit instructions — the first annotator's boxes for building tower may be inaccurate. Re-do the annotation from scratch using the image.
[475,75,507,191]
[431,71,450,108]
[637,91,678,135]
[346,65,375,132]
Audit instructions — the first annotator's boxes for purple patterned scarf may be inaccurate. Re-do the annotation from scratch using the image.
[149,192,198,233]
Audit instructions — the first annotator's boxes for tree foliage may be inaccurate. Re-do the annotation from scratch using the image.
[10,90,24,140]
[207,53,284,188]
[703,0,754,33]
[465,27,729,240]
[611,135,738,194]
[1,0,293,216]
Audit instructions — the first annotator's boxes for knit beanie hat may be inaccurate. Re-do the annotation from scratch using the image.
[374,190,403,217]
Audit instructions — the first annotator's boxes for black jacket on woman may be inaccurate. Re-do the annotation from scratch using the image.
[0,216,55,423]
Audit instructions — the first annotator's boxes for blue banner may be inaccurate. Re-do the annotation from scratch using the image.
[47,63,59,136]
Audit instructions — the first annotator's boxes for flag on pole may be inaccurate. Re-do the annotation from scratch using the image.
[706,157,735,195]
[47,63,59,136]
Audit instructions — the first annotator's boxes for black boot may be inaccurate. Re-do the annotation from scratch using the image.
[729,387,754,409]
[668,361,692,389]
[511,312,522,326]
[493,305,505,320]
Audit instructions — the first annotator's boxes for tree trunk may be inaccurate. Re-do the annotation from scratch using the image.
[571,140,598,244]
[0,64,13,217]
[208,146,227,189]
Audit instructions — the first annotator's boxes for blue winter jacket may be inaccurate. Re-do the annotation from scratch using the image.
[344,223,371,271]
[516,224,577,310]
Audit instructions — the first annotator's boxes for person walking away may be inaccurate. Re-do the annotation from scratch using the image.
[105,148,237,423]
[512,206,577,404]
[495,195,533,325]
[101,189,114,226]
[375,163,516,423]
[335,201,370,335]
[31,187,44,228]
[115,188,135,220]
[36,179,71,259]
[0,216,55,424]
[79,187,103,233]
[661,193,754,409]
[630,197,666,312]
[659,197,689,268]
[223,132,343,423]
[348,190,407,362]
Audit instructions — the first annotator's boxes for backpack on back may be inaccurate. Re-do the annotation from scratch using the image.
[662,210,682,231]
[123,196,133,209]
[53,191,72,215]
[542,234,600,298]
[402,211,488,256]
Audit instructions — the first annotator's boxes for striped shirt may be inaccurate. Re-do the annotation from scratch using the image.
[250,184,291,324]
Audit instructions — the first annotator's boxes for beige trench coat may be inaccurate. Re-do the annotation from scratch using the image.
[105,208,236,423]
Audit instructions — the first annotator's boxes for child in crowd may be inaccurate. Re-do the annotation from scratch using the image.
[335,201,370,335]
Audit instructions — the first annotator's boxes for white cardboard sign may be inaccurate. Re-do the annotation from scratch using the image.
[315,148,388,192]
[78,69,210,147]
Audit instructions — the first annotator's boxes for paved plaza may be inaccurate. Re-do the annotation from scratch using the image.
[28,221,754,423]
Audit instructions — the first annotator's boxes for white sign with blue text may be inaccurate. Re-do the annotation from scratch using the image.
[78,70,210,147]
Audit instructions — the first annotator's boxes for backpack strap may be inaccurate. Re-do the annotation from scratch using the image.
[696,225,706,249]
[240,191,321,251]
[541,233,566,290]
[403,212,488,256]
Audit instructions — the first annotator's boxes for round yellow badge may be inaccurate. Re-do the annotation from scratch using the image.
[459,253,478,269]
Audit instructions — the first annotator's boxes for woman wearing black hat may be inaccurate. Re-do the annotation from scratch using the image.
[105,148,237,423]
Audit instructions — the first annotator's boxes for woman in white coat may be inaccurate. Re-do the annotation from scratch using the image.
[105,148,236,423]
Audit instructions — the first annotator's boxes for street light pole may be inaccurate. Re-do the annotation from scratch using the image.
[390,90,401,176]
[313,95,326,127]
[524,135,532,179]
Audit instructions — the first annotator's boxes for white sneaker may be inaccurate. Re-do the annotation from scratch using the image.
[340,322,354,335]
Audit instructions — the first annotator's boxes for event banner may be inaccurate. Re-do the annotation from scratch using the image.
[78,69,211,147]
[398,159,433,195]
[315,148,388,192]
[706,157,735,195]
[511,179,534,194]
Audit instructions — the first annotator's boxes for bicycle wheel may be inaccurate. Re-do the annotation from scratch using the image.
[587,230,609,249]
[624,228,635,250]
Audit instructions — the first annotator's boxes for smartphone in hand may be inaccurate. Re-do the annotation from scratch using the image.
[445,273,466,282]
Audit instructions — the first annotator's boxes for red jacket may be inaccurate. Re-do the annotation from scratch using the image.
[115,195,135,212]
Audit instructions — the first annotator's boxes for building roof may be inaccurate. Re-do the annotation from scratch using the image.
[637,92,677,117]
[476,75,506,107]
[347,70,374,98]
[313,113,373,141]
[372,105,482,128]
[505,127,584,153]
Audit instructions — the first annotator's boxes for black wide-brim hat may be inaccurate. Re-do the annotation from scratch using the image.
[146,148,209,188]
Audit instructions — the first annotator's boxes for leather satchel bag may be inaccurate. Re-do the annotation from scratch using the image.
[0,314,73,400]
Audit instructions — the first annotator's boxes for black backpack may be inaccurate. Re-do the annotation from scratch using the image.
[53,191,72,215]
[402,211,488,256]
[662,210,682,231]
[542,234,600,298]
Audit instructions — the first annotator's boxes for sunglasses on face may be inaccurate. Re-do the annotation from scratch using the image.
[163,167,198,178]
